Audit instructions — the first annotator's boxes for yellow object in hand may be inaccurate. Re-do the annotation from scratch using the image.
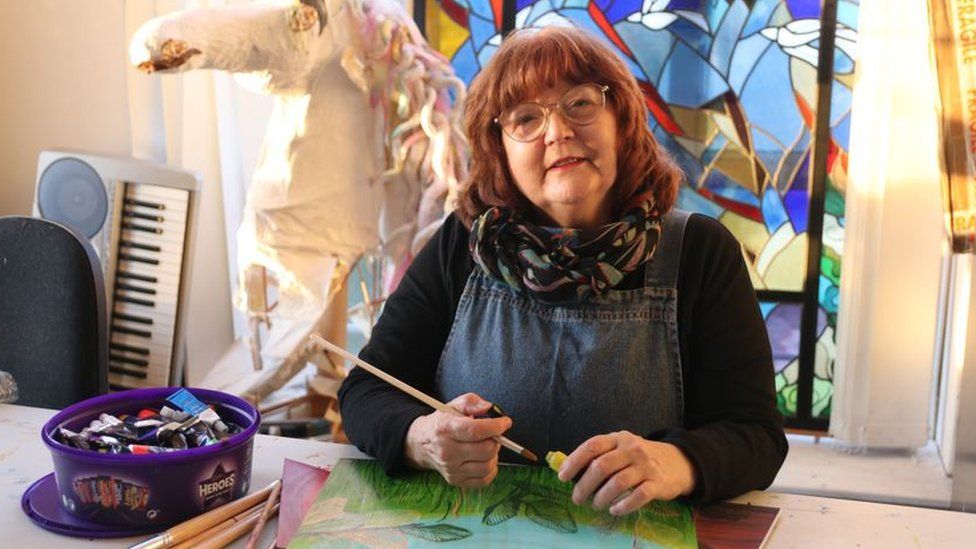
[545,451,567,474]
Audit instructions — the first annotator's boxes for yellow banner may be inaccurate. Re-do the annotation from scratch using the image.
[930,0,976,253]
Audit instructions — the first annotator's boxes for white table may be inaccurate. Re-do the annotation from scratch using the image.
[3,403,975,548]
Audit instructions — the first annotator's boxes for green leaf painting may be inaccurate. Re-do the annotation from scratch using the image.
[399,523,473,542]
[289,459,697,548]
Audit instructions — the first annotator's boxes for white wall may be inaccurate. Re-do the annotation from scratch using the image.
[0,1,130,214]
[0,0,235,386]
[831,0,946,448]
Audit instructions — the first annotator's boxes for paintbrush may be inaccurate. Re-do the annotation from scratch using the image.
[245,477,282,549]
[170,502,265,549]
[128,479,279,549]
[310,334,538,462]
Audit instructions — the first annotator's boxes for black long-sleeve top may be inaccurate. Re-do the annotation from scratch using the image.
[338,211,788,503]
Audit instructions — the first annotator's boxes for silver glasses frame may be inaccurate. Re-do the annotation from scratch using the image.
[494,83,610,143]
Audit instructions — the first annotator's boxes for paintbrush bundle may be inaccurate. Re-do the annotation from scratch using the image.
[129,479,281,549]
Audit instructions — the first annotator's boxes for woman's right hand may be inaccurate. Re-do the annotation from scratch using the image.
[403,392,512,487]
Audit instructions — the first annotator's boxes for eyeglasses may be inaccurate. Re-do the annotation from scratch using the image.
[495,83,610,143]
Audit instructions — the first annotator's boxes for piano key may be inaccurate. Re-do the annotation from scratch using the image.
[122,197,183,209]
[115,283,156,295]
[115,294,154,308]
[116,289,179,307]
[117,260,182,278]
[110,359,170,382]
[112,311,175,336]
[119,240,162,253]
[109,366,148,379]
[110,332,172,356]
[115,288,176,307]
[110,374,167,387]
[113,311,152,325]
[120,246,181,262]
[110,342,150,355]
[123,198,165,210]
[123,206,182,221]
[118,231,186,249]
[121,221,163,235]
[120,224,187,243]
[122,201,184,217]
[122,210,164,222]
[108,353,172,386]
[129,185,189,200]
[117,232,185,252]
[122,211,183,225]
[112,324,152,338]
[117,293,178,309]
[112,317,173,332]
[110,354,149,367]
[116,270,157,284]
[117,253,159,266]
[109,353,170,376]
[113,300,175,321]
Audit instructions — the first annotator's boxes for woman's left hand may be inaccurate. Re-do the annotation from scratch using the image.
[557,431,696,515]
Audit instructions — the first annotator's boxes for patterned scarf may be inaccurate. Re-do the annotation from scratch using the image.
[469,190,661,303]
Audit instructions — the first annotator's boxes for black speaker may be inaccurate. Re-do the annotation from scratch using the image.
[35,157,109,239]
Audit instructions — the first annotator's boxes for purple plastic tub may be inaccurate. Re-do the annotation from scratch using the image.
[41,387,259,529]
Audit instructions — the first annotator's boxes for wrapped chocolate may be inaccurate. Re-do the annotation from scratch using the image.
[55,389,242,454]
[58,428,89,450]
[166,389,230,437]
[125,444,179,454]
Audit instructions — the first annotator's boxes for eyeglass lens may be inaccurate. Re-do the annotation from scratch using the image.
[499,84,606,142]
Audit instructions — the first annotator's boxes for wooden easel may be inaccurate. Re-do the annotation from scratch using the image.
[240,253,386,442]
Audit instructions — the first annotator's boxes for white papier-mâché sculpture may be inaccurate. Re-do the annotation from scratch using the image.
[130,0,468,402]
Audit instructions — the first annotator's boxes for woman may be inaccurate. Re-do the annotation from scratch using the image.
[338,26,787,515]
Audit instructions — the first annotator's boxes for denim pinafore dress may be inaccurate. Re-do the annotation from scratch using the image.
[435,210,691,457]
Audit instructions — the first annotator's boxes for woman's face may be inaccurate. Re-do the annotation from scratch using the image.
[501,80,618,229]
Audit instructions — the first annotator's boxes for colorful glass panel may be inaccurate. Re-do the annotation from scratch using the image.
[420,0,859,423]
[513,0,839,293]
[425,0,504,85]
[761,301,802,417]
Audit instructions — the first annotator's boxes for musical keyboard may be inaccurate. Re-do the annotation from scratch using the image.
[33,150,200,391]
[107,184,192,389]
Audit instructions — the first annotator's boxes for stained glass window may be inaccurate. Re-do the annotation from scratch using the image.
[761,300,802,415]
[423,0,505,85]
[418,0,859,427]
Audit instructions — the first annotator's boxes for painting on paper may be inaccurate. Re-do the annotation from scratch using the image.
[289,458,697,548]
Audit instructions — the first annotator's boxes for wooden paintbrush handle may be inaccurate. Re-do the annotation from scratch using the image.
[188,503,279,549]
[245,477,283,549]
[309,334,538,462]
[170,504,265,549]
[128,479,280,549]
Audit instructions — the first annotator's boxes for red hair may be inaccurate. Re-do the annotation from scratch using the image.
[456,26,682,227]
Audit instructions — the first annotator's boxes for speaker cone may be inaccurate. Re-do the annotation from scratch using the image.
[37,157,108,239]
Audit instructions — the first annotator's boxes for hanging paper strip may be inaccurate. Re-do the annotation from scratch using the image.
[930,0,976,253]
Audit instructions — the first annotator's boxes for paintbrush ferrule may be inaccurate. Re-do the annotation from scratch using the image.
[129,533,172,549]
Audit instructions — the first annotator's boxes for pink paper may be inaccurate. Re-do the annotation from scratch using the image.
[275,459,331,548]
